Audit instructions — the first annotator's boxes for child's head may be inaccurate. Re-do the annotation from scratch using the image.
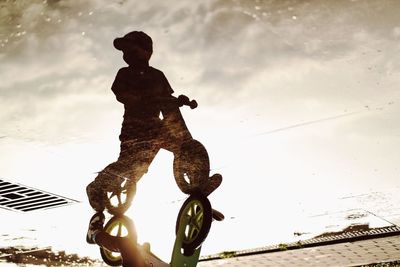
[114,31,153,66]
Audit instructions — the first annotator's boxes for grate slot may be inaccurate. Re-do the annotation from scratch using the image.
[0,185,19,191]
[6,196,58,208]
[22,200,70,212]
[0,187,23,195]
[17,189,35,194]
[26,192,43,196]
[21,199,68,210]
[0,194,52,206]
[0,182,12,187]
[17,198,66,210]
[2,193,24,200]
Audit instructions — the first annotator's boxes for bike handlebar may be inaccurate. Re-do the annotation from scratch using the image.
[154,95,197,110]
[177,95,198,109]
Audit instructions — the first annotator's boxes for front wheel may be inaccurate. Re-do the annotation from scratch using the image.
[175,193,212,255]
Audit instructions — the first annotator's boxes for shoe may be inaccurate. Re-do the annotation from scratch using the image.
[202,173,223,196]
[86,182,106,212]
[86,212,105,244]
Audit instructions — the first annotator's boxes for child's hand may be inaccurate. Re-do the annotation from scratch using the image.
[177,95,190,106]
[178,95,197,109]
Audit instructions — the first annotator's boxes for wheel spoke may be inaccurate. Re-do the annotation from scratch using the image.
[186,225,193,239]
[189,205,195,217]
[195,210,203,225]
[117,223,122,237]
[108,191,117,199]
[192,221,201,232]
[193,218,202,230]
[188,225,198,240]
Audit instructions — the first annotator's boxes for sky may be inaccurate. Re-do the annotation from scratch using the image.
[1,0,400,263]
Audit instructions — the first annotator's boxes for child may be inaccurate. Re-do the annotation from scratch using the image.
[86,33,224,265]
[86,31,194,212]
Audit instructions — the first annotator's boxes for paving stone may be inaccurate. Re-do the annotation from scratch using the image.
[199,227,400,266]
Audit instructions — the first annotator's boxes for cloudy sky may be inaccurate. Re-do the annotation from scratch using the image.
[1,0,400,262]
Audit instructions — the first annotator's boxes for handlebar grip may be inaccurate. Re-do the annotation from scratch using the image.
[189,100,198,109]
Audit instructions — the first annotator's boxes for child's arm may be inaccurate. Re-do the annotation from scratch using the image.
[152,95,197,110]
[111,69,141,104]
[113,88,141,104]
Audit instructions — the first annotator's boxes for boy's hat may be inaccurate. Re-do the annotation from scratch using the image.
[113,31,153,53]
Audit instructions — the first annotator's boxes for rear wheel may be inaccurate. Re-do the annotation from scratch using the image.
[100,215,135,266]
[105,179,136,215]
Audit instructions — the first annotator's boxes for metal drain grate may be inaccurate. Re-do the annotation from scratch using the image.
[0,178,78,212]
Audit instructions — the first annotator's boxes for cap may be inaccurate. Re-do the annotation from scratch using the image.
[113,31,153,53]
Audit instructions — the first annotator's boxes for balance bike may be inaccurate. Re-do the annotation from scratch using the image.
[100,193,221,266]
[101,96,217,216]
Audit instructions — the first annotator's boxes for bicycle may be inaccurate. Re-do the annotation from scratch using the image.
[101,95,222,216]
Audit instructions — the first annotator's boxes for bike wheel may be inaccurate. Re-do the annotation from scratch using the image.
[173,139,210,194]
[175,193,212,255]
[105,179,136,215]
[100,215,135,266]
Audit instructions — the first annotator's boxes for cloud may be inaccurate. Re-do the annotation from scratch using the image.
[1,0,400,144]
[140,0,400,114]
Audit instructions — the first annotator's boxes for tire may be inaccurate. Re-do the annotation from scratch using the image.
[173,139,210,194]
[104,179,136,215]
[100,215,135,266]
[175,193,212,255]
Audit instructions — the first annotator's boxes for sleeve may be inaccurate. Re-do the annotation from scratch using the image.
[111,68,139,104]
[160,71,174,96]
[111,69,125,102]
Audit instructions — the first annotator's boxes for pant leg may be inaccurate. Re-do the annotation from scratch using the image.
[161,120,222,196]
[86,139,160,211]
